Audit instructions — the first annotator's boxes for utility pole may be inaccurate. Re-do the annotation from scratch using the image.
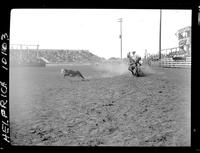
[159,9,162,60]
[36,44,39,58]
[145,49,147,60]
[20,44,22,63]
[118,18,123,59]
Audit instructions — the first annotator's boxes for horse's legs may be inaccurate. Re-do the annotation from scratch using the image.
[79,72,85,79]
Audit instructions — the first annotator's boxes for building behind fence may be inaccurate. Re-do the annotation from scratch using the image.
[160,26,191,68]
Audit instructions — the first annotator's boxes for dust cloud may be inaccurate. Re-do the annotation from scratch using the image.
[92,62,158,78]
[94,62,129,77]
[141,65,156,74]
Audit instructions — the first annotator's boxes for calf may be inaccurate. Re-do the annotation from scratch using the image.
[61,68,85,80]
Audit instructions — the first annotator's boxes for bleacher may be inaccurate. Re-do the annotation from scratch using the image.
[10,49,103,65]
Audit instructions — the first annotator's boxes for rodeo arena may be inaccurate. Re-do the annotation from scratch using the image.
[9,26,191,146]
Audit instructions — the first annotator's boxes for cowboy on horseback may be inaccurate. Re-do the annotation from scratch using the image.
[127,51,142,75]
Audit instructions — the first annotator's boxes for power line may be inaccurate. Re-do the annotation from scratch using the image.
[118,18,123,59]
[159,9,162,60]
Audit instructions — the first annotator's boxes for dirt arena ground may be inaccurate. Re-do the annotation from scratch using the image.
[9,63,191,146]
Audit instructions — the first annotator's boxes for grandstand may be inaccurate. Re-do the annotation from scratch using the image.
[10,44,104,66]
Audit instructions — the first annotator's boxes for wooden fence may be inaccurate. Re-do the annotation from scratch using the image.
[160,57,191,68]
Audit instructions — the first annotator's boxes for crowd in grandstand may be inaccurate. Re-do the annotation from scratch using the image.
[10,49,103,65]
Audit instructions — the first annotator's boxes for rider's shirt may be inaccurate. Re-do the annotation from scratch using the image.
[132,54,140,62]
[127,53,135,65]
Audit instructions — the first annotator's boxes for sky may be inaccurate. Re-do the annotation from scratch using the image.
[10,9,191,59]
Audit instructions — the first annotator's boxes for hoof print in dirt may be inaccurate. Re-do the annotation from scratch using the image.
[103,103,114,107]
[108,127,118,135]
[42,137,50,141]
[86,139,105,146]
[30,129,37,134]
[140,132,174,146]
